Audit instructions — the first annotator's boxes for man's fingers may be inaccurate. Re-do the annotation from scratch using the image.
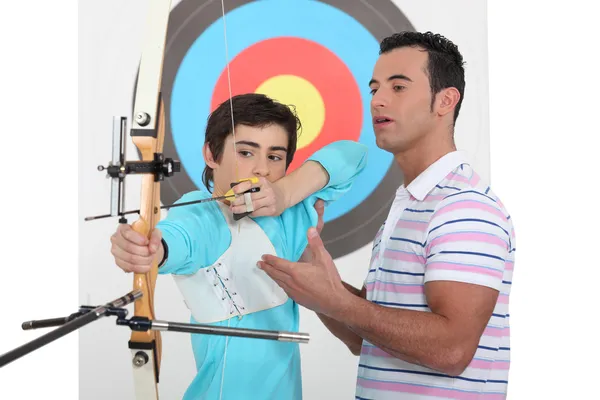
[260,254,294,270]
[307,228,331,263]
[257,261,293,286]
[314,199,325,232]
[314,199,325,215]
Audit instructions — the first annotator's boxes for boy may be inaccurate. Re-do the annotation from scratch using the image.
[110,93,367,399]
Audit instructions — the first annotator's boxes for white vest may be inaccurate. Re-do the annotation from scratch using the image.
[172,202,289,323]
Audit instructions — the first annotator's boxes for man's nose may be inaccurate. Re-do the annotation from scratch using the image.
[371,88,390,109]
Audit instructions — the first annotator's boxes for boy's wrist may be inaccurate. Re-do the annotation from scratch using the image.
[273,179,292,210]
[158,238,168,268]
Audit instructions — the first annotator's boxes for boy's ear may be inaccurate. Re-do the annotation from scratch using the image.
[203,143,219,169]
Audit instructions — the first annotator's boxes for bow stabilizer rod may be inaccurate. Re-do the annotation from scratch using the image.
[0,291,142,368]
[0,290,310,369]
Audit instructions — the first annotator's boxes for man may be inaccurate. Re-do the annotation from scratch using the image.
[258,31,515,399]
[109,93,367,399]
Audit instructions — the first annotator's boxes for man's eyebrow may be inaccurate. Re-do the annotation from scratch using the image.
[369,74,413,86]
[235,140,287,152]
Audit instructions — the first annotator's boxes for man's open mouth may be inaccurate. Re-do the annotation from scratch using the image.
[373,116,393,124]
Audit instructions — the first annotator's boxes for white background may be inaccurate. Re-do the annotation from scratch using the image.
[1,0,599,399]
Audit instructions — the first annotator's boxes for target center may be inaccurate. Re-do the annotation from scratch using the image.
[255,75,325,150]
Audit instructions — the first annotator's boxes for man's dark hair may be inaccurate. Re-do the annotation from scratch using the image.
[202,93,301,192]
[380,31,466,123]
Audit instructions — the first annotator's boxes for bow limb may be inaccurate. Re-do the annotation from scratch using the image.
[127,0,171,398]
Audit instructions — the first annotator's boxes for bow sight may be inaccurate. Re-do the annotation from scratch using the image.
[84,116,259,223]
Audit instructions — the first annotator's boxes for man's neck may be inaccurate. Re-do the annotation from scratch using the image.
[395,131,457,187]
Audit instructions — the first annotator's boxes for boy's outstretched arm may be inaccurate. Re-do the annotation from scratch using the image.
[230,140,367,218]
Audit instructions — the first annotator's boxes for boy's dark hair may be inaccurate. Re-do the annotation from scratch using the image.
[202,93,301,192]
[380,31,466,123]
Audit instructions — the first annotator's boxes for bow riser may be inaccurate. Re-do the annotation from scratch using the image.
[129,125,164,400]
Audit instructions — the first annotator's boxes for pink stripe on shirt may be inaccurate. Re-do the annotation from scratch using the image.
[357,378,506,400]
[426,262,504,279]
[469,358,510,370]
[384,249,426,264]
[446,171,472,183]
[366,281,424,295]
[435,200,506,220]
[427,232,508,253]
[397,219,428,232]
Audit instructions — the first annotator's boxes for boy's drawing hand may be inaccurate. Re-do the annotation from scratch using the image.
[230,177,287,217]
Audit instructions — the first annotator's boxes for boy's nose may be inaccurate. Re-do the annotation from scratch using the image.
[252,161,269,177]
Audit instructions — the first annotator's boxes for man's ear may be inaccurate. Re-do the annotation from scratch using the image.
[435,87,460,118]
[203,143,219,169]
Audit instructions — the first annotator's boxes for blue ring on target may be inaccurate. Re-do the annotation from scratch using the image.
[171,0,393,222]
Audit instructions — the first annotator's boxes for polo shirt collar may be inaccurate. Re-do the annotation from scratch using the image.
[406,151,469,201]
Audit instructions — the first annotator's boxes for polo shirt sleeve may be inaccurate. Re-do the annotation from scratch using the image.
[157,190,231,276]
[280,140,368,262]
[423,190,511,291]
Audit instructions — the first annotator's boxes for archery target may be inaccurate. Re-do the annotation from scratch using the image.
[158,0,416,259]
[210,36,362,173]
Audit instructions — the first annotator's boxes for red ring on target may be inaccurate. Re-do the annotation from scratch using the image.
[211,37,363,172]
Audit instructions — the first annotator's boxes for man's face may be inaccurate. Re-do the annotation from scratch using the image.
[205,124,289,196]
[369,46,436,154]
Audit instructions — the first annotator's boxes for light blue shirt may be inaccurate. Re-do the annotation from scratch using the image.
[157,140,367,399]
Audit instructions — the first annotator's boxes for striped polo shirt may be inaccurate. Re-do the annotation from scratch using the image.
[356,151,515,400]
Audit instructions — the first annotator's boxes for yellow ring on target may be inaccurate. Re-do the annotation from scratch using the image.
[255,75,325,150]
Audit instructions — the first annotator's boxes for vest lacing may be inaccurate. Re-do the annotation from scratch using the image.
[206,262,245,318]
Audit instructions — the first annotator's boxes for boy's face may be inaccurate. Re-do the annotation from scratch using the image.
[204,124,290,196]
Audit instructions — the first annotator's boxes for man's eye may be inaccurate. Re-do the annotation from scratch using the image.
[393,85,405,91]
[239,150,252,157]
[369,88,377,95]
[270,155,283,161]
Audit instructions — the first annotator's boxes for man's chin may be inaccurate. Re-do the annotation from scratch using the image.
[375,135,409,155]
[374,134,395,151]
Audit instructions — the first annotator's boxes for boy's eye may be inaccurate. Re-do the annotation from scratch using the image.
[269,155,283,161]
[239,150,252,157]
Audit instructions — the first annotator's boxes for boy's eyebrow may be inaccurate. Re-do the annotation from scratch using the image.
[235,140,287,152]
